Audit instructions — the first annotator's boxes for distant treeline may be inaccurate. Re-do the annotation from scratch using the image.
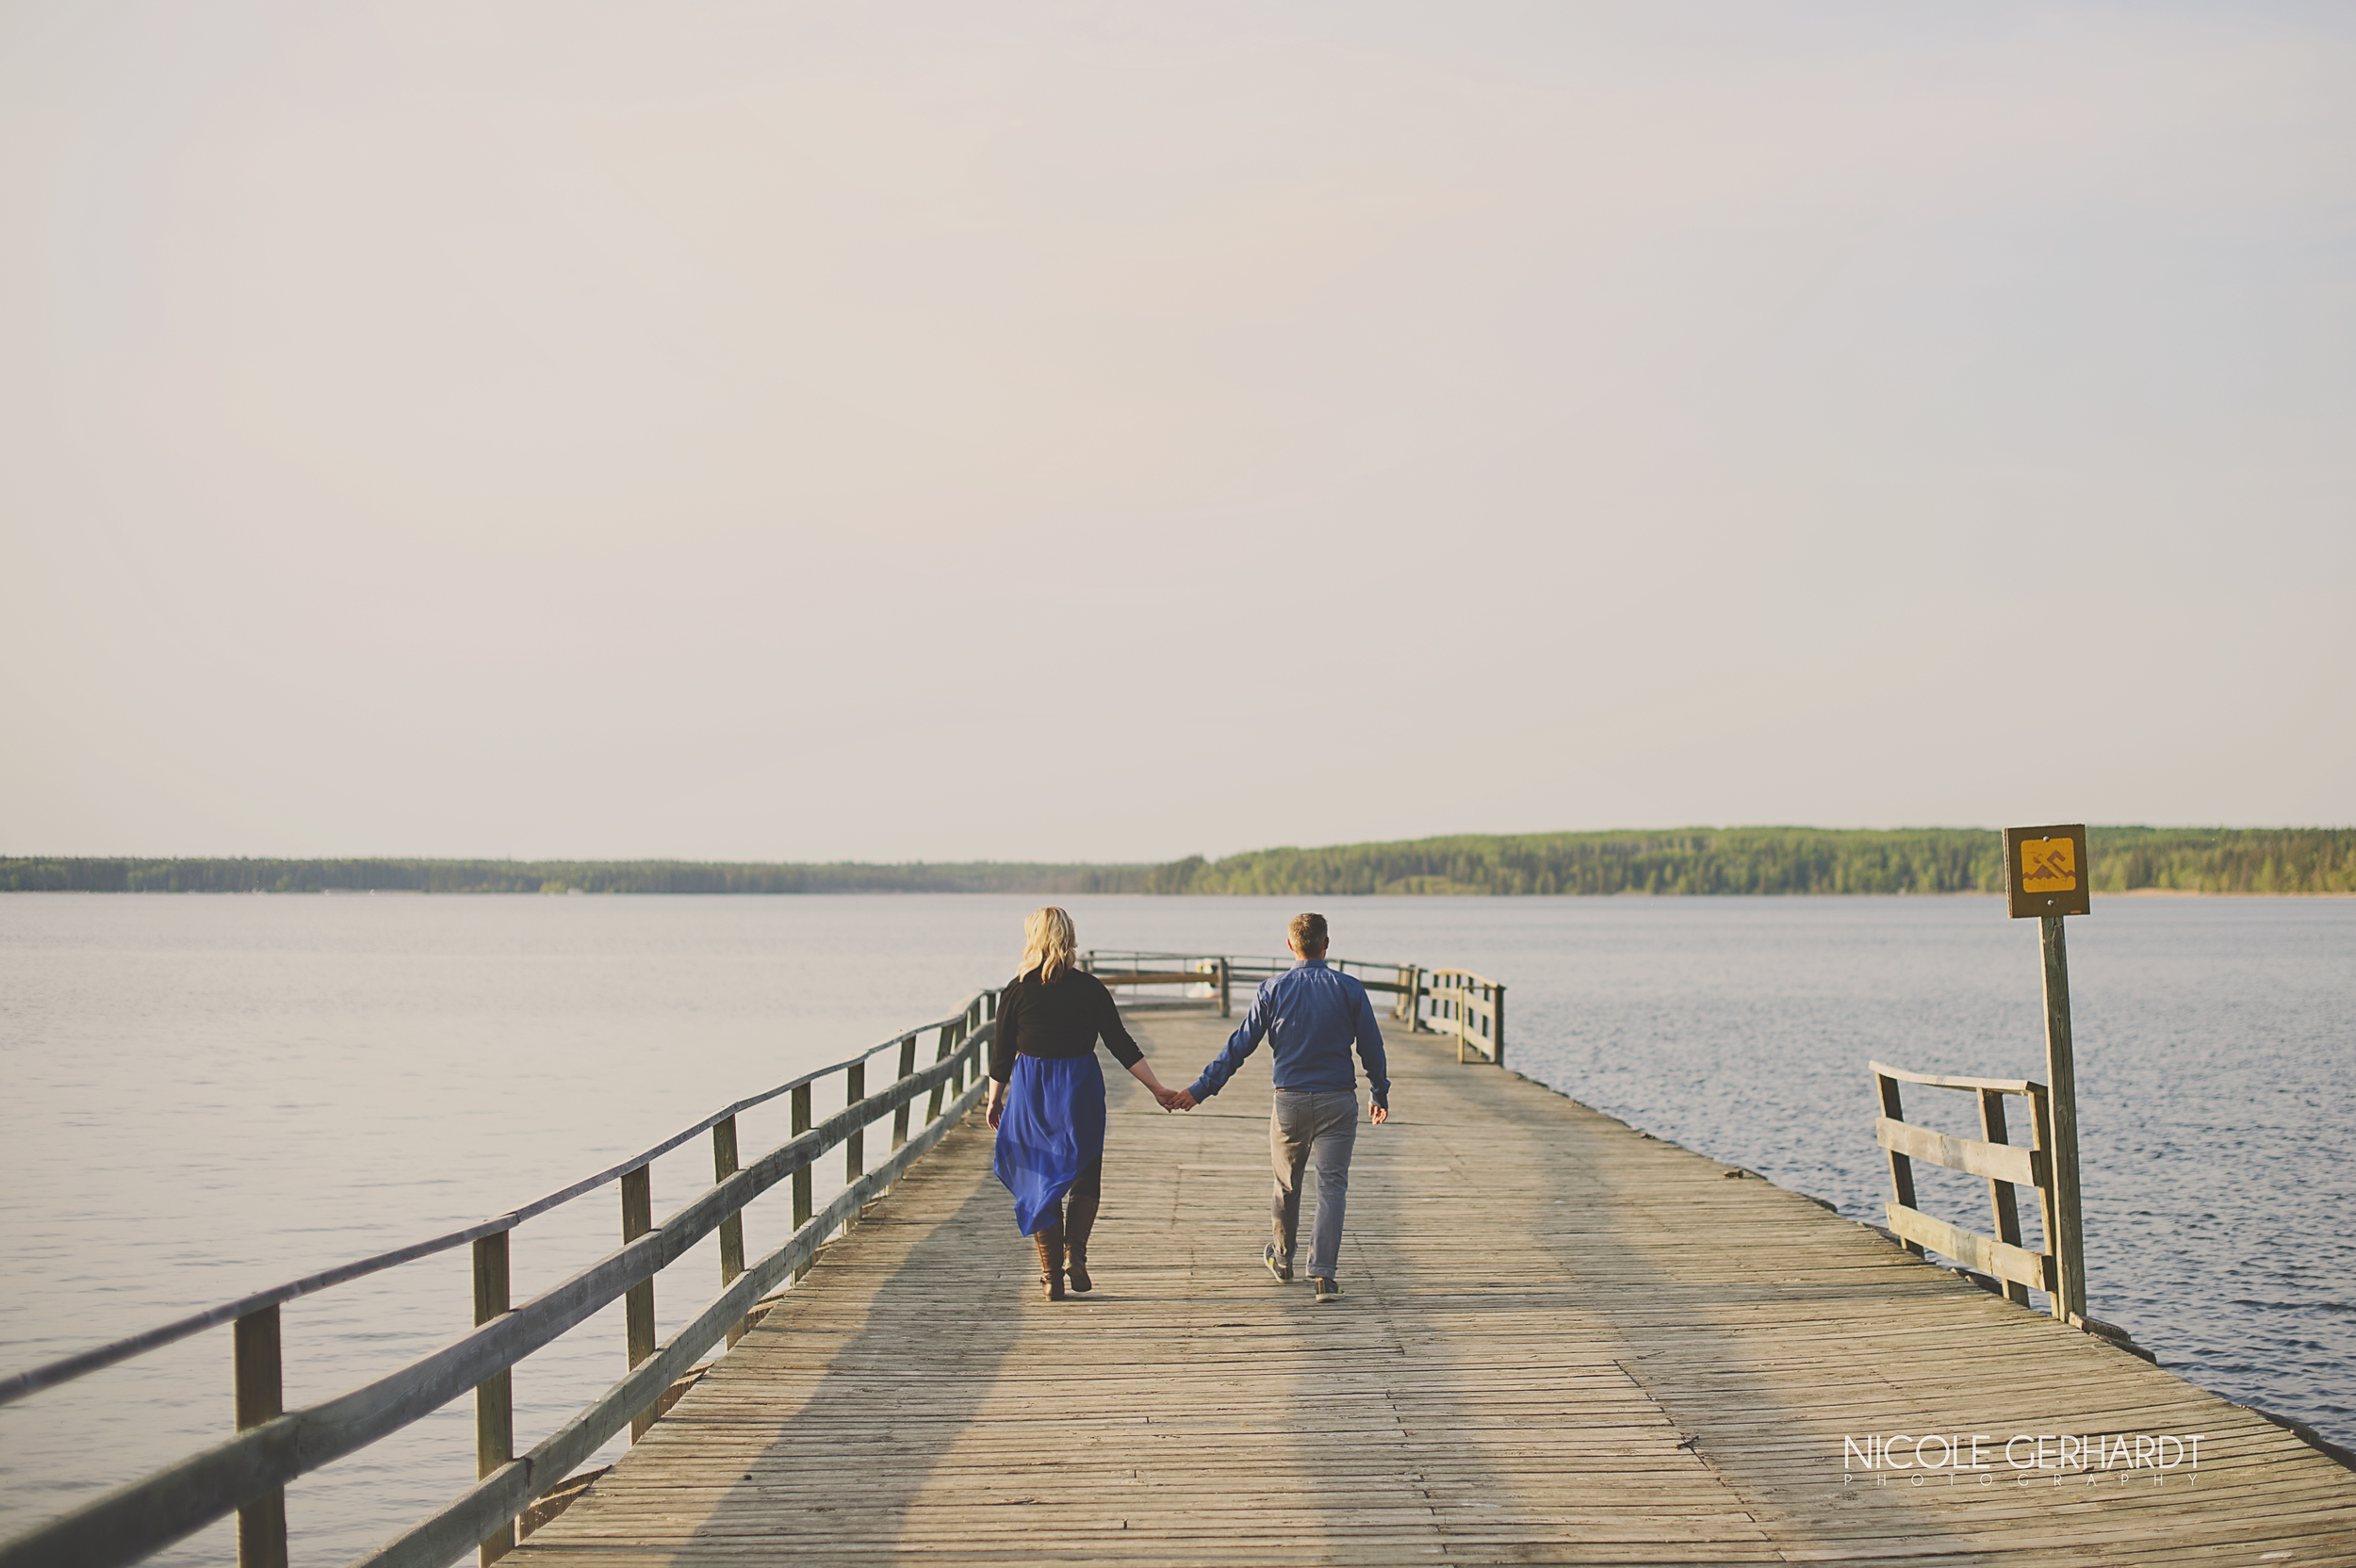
[5,827,2349,897]
[0,858,1135,895]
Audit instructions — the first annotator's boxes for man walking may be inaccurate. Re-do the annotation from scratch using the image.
[1170,913,1390,1302]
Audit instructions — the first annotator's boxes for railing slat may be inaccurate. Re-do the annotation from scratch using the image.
[1873,1116,2043,1188]
[1885,1201,2054,1293]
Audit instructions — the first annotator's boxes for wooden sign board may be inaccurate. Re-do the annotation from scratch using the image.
[2003,824,2090,919]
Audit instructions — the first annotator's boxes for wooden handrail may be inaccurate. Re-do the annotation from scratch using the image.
[1867,1059,2040,1096]
[1871,1060,2076,1319]
[1078,953,1491,1051]
[352,1069,986,1568]
[0,995,994,1568]
[1426,969,1506,1067]
[0,1008,978,1413]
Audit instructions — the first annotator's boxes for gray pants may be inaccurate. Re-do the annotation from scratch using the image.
[1270,1089,1359,1282]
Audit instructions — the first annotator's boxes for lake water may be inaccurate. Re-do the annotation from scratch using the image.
[3,893,2350,1563]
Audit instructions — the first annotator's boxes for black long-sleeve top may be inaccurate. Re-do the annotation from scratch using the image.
[990,968,1145,1084]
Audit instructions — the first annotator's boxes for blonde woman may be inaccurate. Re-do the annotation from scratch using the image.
[986,906,1182,1299]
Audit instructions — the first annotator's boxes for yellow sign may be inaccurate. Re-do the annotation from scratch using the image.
[2021,837,2077,892]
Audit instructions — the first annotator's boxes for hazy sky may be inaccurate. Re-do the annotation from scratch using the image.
[3,2,2349,862]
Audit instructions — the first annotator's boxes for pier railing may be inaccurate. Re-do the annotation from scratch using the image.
[0,991,999,1568]
[1,951,1501,1568]
[1427,970,1505,1066]
[1078,951,1502,1065]
[1870,1060,2083,1321]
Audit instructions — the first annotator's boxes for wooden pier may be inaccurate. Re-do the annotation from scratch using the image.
[504,1007,2354,1567]
[7,957,2352,1568]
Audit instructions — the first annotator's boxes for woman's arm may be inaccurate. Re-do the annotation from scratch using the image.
[986,979,1021,1129]
[1126,1056,1181,1109]
[989,978,1023,1084]
[1090,976,1179,1109]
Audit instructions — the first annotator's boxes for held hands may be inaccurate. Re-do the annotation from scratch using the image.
[1128,1060,1195,1113]
[1370,1101,1388,1125]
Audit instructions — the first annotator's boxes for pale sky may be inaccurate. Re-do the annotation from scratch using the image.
[3,2,2349,862]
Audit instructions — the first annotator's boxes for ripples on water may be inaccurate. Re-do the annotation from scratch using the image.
[1,893,2348,1562]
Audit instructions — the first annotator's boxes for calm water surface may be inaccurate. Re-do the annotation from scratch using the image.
[2,893,2349,1562]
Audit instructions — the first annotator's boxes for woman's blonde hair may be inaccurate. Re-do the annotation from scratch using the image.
[1020,906,1079,985]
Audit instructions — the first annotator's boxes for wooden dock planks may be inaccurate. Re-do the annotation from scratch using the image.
[505,1009,2356,1566]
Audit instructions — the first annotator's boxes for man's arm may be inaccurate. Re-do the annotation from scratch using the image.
[1184,982,1275,1104]
[1350,979,1391,1115]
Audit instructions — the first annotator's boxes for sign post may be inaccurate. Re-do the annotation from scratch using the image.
[2003,823,2090,1327]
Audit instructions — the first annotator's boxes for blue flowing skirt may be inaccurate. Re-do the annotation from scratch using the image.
[991,1053,1107,1236]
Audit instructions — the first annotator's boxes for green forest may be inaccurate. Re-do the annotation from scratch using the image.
[5,827,2349,896]
[1091,826,2356,896]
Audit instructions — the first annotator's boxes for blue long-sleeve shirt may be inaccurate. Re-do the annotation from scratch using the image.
[1189,959,1390,1107]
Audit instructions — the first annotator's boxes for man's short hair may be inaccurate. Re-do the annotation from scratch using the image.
[1289,912,1329,956]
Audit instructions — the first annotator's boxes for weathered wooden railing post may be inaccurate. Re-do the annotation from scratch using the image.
[1875,1071,1925,1257]
[925,1021,955,1122]
[1975,1089,2032,1306]
[1491,982,1507,1069]
[714,1117,747,1348]
[845,1062,866,1187]
[791,1083,813,1280]
[233,1306,286,1568]
[2040,916,2088,1325]
[892,1034,919,1147]
[621,1166,656,1441]
[2028,1086,2062,1311]
[1218,957,1231,1019]
[471,1233,515,1563]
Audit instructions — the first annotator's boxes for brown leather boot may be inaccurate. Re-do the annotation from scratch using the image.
[1033,1223,1066,1300]
[1063,1192,1100,1295]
